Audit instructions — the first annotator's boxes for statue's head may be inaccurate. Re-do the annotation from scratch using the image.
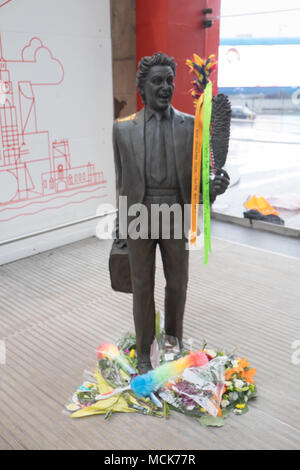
[137,52,177,111]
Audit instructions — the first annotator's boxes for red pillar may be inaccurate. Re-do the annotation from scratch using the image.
[136,0,221,114]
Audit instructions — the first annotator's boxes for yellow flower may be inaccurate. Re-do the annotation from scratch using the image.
[235,403,246,409]
[130,348,135,359]
[200,408,207,413]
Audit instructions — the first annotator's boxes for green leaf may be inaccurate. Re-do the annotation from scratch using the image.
[163,400,170,419]
[104,409,113,420]
[220,408,230,419]
[199,416,225,427]
[155,311,161,338]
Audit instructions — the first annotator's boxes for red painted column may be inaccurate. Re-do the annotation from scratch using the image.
[136,0,221,114]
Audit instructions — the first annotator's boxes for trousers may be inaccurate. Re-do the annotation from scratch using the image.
[127,191,189,360]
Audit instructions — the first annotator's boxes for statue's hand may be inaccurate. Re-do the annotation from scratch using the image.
[211,168,230,196]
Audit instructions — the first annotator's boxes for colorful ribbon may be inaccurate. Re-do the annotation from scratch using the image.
[190,80,213,264]
[202,80,213,264]
[190,93,204,245]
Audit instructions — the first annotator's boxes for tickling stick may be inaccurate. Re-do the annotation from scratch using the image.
[94,350,208,404]
[130,351,208,398]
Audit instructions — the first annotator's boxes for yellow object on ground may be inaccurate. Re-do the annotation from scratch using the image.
[71,393,136,418]
[244,195,279,216]
[71,368,162,419]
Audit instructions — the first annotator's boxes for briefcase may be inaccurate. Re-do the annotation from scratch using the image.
[109,239,133,293]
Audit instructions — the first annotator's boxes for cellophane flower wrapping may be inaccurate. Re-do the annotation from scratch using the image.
[159,356,227,417]
[65,319,257,425]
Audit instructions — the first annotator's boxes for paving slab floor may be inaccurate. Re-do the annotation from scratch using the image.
[0,236,299,450]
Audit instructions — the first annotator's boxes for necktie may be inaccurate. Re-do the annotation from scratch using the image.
[150,114,167,184]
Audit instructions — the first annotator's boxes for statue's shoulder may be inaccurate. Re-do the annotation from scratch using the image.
[115,112,137,124]
[182,111,195,124]
[172,107,194,126]
[113,111,140,134]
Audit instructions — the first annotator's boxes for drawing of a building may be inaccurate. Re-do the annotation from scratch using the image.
[0,34,105,206]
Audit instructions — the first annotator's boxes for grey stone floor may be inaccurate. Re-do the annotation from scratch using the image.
[0,236,300,450]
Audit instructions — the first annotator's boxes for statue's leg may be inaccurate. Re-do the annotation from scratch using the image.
[127,237,157,372]
[159,237,189,348]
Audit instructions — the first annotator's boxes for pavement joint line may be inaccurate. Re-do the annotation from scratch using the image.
[1,295,106,341]
[253,408,300,436]
[213,235,300,261]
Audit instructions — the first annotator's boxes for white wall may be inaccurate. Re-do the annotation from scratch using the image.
[0,0,115,265]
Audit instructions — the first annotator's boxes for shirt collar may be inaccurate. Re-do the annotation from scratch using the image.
[145,105,172,122]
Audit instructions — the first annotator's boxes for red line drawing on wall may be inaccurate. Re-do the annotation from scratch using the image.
[0,33,106,212]
[0,194,107,222]
[0,185,107,212]
[0,1,13,8]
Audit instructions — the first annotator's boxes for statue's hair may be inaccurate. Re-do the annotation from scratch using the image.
[136,52,177,103]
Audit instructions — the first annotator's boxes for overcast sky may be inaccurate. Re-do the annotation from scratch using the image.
[220,0,300,37]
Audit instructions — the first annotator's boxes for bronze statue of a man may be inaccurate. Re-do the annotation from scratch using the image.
[113,52,229,373]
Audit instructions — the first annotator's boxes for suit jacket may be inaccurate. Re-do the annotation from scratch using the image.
[113,106,195,210]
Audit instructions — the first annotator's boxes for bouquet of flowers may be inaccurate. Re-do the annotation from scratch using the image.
[222,355,257,415]
[65,326,257,427]
[158,347,257,426]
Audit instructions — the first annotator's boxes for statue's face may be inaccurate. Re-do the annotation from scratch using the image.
[143,65,175,111]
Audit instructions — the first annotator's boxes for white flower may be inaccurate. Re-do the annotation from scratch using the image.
[225,381,232,387]
[186,405,195,411]
[221,399,230,408]
[234,379,244,390]
[229,392,238,401]
[232,359,239,368]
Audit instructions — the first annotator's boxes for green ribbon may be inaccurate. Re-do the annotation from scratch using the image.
[202,81,213,264]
